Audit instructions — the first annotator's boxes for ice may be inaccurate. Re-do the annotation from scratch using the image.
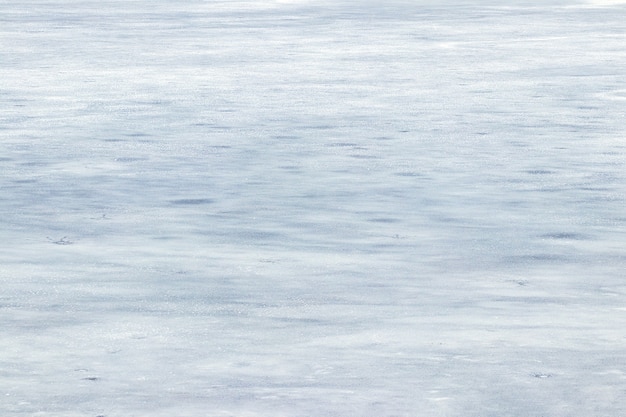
[1,0,626,416]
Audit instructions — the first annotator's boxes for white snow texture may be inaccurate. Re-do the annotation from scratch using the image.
[1,0,626,416]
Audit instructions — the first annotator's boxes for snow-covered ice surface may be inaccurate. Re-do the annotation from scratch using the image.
[1,0,626,415]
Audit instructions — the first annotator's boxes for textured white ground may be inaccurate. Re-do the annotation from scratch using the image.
[1,1,626,416]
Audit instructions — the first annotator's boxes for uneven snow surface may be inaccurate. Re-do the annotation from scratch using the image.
[2,1,626,416]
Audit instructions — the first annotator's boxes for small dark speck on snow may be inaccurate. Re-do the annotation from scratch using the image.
[48,236,73,245]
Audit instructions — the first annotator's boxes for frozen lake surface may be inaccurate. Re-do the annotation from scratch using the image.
[2,1,626,415]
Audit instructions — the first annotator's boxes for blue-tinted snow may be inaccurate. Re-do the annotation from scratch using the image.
[1,1,626,416]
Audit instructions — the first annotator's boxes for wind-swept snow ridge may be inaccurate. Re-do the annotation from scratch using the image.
[1,0,625,416]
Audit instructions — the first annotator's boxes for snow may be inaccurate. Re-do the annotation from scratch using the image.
[1,0,625,416]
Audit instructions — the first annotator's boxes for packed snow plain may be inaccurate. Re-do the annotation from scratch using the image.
[2,0,626,416]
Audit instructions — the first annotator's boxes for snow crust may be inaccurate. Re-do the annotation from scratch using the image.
[1,0,626,416]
